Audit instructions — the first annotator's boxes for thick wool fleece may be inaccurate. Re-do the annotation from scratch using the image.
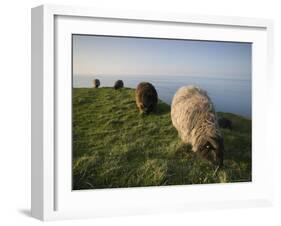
[171,86,221,153]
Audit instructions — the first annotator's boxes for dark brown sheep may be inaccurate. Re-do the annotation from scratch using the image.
[114,80,124,89]
[92,79,100,88]
[218,117,232,130]
[135,82,158,114]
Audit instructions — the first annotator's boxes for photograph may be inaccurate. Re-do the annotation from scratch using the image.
[72,34,252,190]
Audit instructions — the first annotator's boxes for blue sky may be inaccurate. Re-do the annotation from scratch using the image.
[73,35,251,79]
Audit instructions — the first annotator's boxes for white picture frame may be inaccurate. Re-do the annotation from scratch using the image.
[31,4,274,221]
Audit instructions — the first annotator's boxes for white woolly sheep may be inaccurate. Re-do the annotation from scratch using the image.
[171,86,224,166]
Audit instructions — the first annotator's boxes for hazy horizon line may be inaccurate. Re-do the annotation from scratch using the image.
[73,73,251,81]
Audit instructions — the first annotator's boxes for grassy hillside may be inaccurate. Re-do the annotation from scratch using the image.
[73,87,251,190]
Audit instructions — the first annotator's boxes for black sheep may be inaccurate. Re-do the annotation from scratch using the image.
[92,79,100,88]
[218,117,232,130]
[114,80,124,89]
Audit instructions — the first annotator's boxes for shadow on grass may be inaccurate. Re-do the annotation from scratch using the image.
[154,101,171,116]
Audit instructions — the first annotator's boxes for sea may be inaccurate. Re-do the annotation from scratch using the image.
[73,75,252,118]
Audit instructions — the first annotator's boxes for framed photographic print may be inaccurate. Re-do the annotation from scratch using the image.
[31,4,274,221]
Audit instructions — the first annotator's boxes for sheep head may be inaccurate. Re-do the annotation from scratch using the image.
[197,135,224,167]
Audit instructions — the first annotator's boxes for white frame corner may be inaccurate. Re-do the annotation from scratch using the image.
[31,4,274,221]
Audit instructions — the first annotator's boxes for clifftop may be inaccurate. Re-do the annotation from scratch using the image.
[73,87,251,190]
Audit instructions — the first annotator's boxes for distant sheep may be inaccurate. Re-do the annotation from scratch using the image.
[218,117,232,130]
[92,79,100,88]
[171,86,224,166]
[114,80,124,89]
[135,82,158,114]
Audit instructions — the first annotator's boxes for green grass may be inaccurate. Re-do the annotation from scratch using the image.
[73,87,252,190]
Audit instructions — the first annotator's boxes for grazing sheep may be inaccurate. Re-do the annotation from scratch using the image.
[92,79,100,88]
[171,86,224,166]
[114,80,124,89]
[135,82,158,114]
[218,117,232,130]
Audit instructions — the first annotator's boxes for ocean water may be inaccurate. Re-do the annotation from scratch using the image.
[73,75,251,118]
